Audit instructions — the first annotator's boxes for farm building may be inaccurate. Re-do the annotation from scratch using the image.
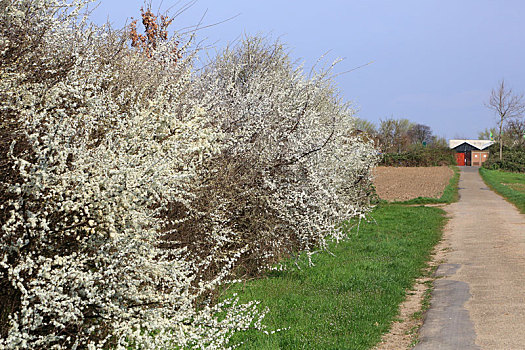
[449,139,494,166]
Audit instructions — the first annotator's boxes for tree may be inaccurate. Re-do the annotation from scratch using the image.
[505,119,525,147]
[478,127,497,141]
[486,79,525,159]
[354,118,377,135]
[479,124,525,148]
[430,136,448,148]
[377,118,413,153]
[407,123,433,145]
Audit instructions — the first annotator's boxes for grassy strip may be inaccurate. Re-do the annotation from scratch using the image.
[407,276,435,348]
[223,205,446,349]
[479,168,525,214]
[390,165,460,205]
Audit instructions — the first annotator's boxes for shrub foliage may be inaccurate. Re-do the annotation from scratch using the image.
[482,144,525,173]
[183,37,379,276]
[379,146,456,167]
[0,1,378,348]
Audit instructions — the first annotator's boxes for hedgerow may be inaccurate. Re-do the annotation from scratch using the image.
[177,37,379,278]
[379,146,456,167]
[0,1,378,348]
[482,144,525,172]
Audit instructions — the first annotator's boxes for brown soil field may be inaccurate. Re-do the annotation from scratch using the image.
[373,166,454,201]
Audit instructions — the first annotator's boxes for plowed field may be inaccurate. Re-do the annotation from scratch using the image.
[373,166,454,201]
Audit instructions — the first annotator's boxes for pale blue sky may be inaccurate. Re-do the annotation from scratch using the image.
[90,0,525,140]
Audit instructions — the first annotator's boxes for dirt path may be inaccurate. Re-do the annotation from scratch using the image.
[415,167,525,349]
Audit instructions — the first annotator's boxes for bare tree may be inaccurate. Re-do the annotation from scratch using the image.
[505,119,525,147]
[486,79,525,159]
[378,118,413,153]
[407,123,432,145]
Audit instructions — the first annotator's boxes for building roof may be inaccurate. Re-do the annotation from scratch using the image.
[449,139,494,150]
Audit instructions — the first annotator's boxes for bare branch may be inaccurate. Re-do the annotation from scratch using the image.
[486,79,525,159]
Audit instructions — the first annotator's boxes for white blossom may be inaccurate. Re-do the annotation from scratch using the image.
[0,1,378,349]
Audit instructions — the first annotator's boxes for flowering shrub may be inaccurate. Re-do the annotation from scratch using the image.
[0,1,378,349]
[0,1,262,348]
[178,37,379,276]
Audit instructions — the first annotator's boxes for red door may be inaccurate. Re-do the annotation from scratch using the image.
[455,153,465,166]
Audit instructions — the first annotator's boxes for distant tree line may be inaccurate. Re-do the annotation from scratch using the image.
[354,117,448,153]
[353,117,455,167]
[478,120,525,148]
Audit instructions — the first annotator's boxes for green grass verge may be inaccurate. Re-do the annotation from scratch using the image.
[223,205,446,349]
[479,168,525,214]
[390,165,460,205]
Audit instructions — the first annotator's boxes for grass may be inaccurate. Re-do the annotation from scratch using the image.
[479,168,525,213]
[223,205,447,349]
[390,165,460,205]
[407,279,434,348]
[410,280,433,322]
